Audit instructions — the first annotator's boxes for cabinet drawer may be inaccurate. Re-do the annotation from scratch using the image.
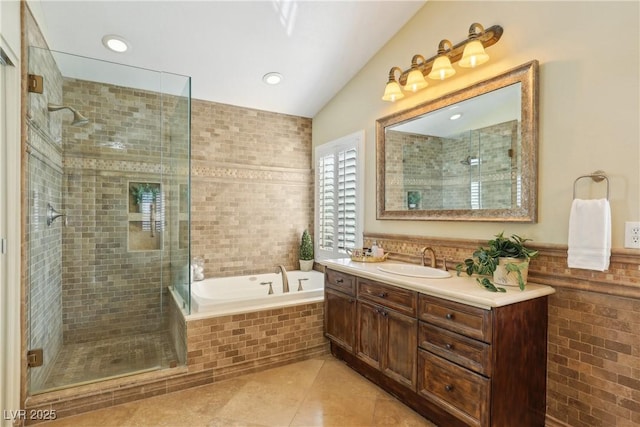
[325,269,356,296]
[419,322,491,377]
[419,294,492,343]
[418,349,490,427]
[358,278,417,317]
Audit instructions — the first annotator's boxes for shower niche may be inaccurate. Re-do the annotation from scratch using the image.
[128,181,163,251]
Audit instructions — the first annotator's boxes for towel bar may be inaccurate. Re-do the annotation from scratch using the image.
[573,170,609,200]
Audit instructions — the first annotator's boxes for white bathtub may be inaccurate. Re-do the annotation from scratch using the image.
[188,270,325,318]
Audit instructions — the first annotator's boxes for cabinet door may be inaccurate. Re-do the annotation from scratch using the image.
[356,300,383,369]
[324,288,356,352]
[382,308,418,390]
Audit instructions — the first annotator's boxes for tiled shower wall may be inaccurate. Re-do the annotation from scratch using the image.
[190,100,313,278]
[60,78,176,343]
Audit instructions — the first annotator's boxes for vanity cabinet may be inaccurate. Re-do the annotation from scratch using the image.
[324,270,356,352]
[356,278,418,390]
[324,267,549,427]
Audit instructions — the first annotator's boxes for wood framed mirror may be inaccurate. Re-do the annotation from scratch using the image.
[376,60,538,222]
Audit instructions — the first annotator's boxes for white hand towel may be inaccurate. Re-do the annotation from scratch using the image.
[567,198,611,271]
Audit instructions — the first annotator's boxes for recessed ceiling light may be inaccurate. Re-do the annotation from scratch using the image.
[449,113,463,120]
[102,35,129,53]
[262,72,283,85]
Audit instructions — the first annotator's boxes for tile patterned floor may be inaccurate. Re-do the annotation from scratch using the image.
[40,332,178,392]
[42,355,437,427]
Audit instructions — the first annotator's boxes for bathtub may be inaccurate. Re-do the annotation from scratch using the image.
[188,270,325,318]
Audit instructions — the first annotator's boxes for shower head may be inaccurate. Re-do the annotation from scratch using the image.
[47,103,89,126]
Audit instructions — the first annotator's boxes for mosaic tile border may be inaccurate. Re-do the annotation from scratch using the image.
[191,160,311,184]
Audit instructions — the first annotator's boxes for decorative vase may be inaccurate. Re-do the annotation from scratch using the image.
[493,257,529,288]
[299,259,314,272]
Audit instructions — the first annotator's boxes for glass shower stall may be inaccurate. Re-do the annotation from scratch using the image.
[26,48,191,394]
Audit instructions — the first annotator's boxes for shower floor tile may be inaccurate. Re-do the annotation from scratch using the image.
[40,331,178,392]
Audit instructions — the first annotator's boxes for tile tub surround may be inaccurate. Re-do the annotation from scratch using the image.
[24,300,328,423]
[362,233,640,427]
[39,356,435,427]
[190,99,313,279]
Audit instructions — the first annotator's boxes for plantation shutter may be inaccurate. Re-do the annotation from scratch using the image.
[337,148,357,251]
[315,131,364,260]
[317,153,335,251]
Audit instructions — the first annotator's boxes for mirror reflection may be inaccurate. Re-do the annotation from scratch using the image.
[385,83,521,211]
[376,61,538,222]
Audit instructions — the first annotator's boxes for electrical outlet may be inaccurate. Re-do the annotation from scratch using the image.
[624,221,640,248]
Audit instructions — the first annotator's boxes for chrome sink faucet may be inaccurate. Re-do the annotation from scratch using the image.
[275,265,289,293]
[421,247,436,268]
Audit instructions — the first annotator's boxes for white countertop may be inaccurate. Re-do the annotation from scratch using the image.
[321,258,555,310]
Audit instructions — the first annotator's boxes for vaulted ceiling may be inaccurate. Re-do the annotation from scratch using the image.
[29,1,425,117]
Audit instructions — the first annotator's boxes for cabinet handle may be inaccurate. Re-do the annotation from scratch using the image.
[445,343,453,350]
[336,279,344,284]
[445,384,454,392]
[445,313,454,320]
[377,292,388,298]
[376,308,388,317]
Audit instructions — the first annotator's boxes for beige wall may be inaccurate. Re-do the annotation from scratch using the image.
[313,1,640,248]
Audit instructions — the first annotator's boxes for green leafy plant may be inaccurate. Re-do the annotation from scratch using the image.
[131,183,160,207]
[456,232,539,290]
[477,277,506,293]
[299,230,314,261]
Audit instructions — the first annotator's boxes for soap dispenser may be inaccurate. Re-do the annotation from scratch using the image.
[370,241,379,257]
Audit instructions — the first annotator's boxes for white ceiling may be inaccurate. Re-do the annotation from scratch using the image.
[29,0,425,118]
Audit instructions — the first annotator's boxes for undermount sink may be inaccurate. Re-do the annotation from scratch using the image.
[377,264,452,279]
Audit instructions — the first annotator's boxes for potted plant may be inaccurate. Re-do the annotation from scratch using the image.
[456,232,539,290]
[299,230,314,271]
[130,183,159,212]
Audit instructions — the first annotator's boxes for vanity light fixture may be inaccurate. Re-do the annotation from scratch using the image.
[102,35,129,53]
[381,67,405,102]
[428,40,456,80]
[403,55,428,92]
[459,23,490,68]
[381,23,503,102]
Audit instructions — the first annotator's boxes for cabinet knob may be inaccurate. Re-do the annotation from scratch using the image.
[377,292,388,298]
[348,298,355,304]
[445,384,454,392]
[445,343,453,350]
[445,313,454,320]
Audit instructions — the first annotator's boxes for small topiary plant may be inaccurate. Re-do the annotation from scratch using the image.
[300,230,314,261]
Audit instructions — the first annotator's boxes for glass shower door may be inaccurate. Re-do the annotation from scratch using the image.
[26,47,191,394]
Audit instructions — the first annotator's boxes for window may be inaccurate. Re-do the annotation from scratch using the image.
[315,130,364,261]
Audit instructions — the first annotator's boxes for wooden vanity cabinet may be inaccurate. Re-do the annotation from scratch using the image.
[356,277,418,390]
[324,268,549,427]
[324,270,356,352]
[417,294,548,427]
